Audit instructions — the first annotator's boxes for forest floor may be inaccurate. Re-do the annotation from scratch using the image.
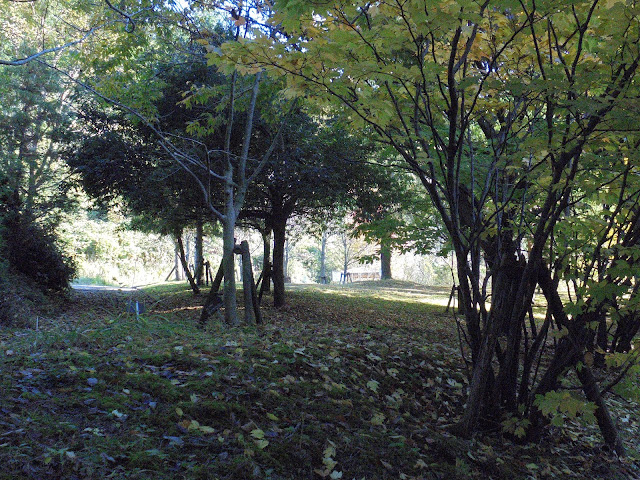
[0,280,639,479]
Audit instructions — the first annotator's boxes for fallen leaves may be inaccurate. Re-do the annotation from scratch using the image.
[0,283,637,480]
[366,379,380,393]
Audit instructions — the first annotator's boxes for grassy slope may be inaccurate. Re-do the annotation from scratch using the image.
[0,281,638,479]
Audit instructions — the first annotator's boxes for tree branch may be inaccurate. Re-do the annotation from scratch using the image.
[0,27,98,66]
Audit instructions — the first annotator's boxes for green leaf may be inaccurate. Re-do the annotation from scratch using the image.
[255,439,269,449]
[366,380,380,393]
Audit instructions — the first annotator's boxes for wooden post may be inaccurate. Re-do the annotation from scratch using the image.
[164,266,176,282]
[240,241,262,325]
[199,247,263,327]
[257,264,272,304]
[198,260,225,327]
[446,285,459,313]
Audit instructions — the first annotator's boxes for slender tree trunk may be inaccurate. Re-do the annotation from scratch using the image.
[342,235,348,282]
[284,239,291,281]
[261,229,272,293]
[186,235,191,272]
[195,219,205,286]
[526,264,623,452]
[175,233,200,295]
[319,229,327,283]
[272,220,287,308]
[222,211,239,325]
[576,363,625,455]
[380,240,392,280]
[174,245,181,281]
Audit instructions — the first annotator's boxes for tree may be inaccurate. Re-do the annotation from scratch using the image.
[0,0,107,67]
[218,0,640,452]
[0,60,75,224]
[351,154,428,280]
[0,39,77,295]
[240,114,377,306]
[0,0,169,298]
[59,9,292,324]
[68,55,236,295]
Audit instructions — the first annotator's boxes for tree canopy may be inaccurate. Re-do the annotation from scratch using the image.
[3,0,640,457]
[215,0,640,452]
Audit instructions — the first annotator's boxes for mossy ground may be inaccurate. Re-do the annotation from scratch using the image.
[0,281,638,479]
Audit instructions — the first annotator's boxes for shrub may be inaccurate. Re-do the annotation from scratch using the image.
[2,212,76,292]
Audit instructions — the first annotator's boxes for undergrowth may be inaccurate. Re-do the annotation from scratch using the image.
[0,282,638,479]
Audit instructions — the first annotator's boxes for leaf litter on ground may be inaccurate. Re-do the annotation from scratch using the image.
[0,281,638,479]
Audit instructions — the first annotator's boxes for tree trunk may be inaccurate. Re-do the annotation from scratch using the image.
[342,234,348,282]
[272,220,286,308]
[194,219,205,286]
[612,313,640,353]
[284,239,291,281]
[526,263,623,455]
[380,240,392,280]
[575,363,625,455]
[222,211,239,326]
[175,233,200,295]
[319,229,328,283]
[186,235,191,273]
[494,254,528,412]
[261,229,272,293]
[174,245,181,281]
[456,245,529,435]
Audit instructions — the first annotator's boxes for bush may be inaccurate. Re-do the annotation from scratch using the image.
[0,178,75,326]
[2,212,76,292]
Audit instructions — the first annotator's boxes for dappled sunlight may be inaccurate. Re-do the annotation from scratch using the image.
[290,281,463,311]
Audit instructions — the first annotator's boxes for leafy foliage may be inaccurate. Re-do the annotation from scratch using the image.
[0,175,75,298]
[215,0,640,449]
[1,212,76,292]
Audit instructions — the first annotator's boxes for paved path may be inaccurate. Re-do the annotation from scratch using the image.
[71,284,138,292]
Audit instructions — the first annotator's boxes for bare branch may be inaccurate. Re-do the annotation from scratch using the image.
[39,60,226,221]
[104,0,136,32]
[0,27,98,66]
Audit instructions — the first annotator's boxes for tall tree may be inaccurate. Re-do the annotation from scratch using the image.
[0,40,77,294]
[65,9,292,325]
[219,0,640,451]
[240,114,376,306]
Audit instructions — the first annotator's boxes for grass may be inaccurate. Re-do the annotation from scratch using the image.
[0,281,638,479]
